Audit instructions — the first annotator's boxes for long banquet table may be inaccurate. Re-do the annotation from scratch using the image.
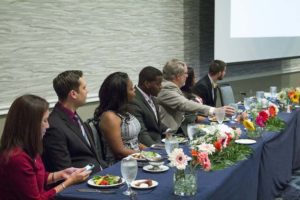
[56,109,300,200]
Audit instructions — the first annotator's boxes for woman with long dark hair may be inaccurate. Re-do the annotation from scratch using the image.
[0,94,90,199]
[94,72,144,165]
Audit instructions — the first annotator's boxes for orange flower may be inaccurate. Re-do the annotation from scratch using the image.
[191,149,198,157]
[213,140,222,151]
[288,91,295,98]
[268,105,277,117]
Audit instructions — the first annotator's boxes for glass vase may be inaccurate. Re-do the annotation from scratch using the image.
[173,168,197,196]
[247,126,264,139]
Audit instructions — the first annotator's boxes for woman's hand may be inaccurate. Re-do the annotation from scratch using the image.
[67,168,91,184]
[59,167,78,180]
[55,168,91,193]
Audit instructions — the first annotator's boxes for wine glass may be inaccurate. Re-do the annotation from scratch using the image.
[228,103,238,123]
[121,157,138,196]
[215,108,225,124]
[165,137,179,156]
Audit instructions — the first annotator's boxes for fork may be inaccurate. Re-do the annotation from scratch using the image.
[77,188,116,194]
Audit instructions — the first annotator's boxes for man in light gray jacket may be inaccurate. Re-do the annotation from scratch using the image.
[157,59,234,131]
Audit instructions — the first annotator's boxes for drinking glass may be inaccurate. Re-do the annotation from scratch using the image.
[121,157,138,196]
[165,137,179,156]
[244,97,252,112]
[270,86,277,99]
[187,123,197,141]
[215,108,225,124]
[256,91,264,102]
[228,103,238,123]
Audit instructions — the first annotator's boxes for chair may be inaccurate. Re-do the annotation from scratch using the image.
[84,118,106,161]
[218,84,235,106]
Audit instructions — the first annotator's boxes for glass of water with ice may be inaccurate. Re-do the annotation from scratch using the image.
[121,157,138,196]
[165,137,179,156]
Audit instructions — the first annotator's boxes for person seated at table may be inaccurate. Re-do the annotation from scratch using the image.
[94,72,145,166]
[192,60,227,107]
[43,70,106,173]
[0,94,91,199]
[129,66,169,147]
[157,59,235,131]
[181,66,206,123]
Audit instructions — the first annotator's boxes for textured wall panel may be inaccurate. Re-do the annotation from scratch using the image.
[0,0,201,113]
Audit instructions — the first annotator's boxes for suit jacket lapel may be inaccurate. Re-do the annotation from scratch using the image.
[55,106,95,151]
[206,75,214,104]
[135,87,158,122]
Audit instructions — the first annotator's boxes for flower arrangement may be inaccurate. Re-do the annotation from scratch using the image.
[277,87,300,105]
[187,124,252,171]
[243,102,285,133]
[169,148,197,196]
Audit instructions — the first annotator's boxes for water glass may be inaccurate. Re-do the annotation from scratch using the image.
[165,137,179,156]
[121,157,138,196]
[187,123,197,141]
[270,86,277,98]
[215,108,225,124]
[256,91,264,102]
[228,103,238,123]
[244,97,252,111]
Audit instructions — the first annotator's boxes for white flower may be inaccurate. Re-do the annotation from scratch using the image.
[197,143,216,155]
[277,90,287,103]
[168,148,188,170]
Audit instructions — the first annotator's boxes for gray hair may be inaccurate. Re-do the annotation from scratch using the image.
[163,59,186,81]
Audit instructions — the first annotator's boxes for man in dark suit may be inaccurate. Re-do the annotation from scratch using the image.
[192,60,227,107]
[129,66,168,147]
[43,70,106,173]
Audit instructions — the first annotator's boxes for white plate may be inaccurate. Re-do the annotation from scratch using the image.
[235,139,256,145]
[87,177,125,188]
[143,165,169,173]
[161,137,188,144]
[130,152,162,162]
[131,179,158,189]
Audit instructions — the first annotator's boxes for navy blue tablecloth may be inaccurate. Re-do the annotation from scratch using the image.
[56,109,300,200]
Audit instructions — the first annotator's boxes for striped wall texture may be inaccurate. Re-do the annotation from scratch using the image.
[0,0,200,113]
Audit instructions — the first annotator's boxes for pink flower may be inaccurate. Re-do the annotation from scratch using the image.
[197,152,211,171]
[255,115,266,127]
[169,148,188,170]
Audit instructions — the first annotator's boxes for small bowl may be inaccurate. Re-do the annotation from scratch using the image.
[149,161,164,167]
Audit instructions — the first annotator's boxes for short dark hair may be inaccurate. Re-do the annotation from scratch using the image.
[209,60,226,75]
[0,94,49,160]
[53,70,83,101]
[94,72,130,120]
[138,66,162,86]
[181,66,195,93]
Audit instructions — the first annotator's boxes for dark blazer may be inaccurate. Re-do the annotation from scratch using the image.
[129,87,168,146]
[42,103,106,173]
[192,74,217,107]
